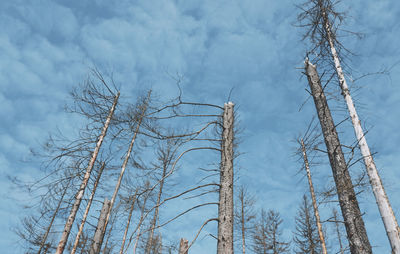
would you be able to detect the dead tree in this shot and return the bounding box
[234,186,256,254]
[93,91,151,252]
[217,102,235,254]
[305,59,372,254]
[90,198,111,254]
[119,191,138,254]
[300,139,327,254]
[56,85,120,254]
[298,1,400,251]
[293,195,323,254]
[252,209,290,254]
[332,208,348,254]
[145,138,181,254]
[36,178,71,254]
[71,162,105,254]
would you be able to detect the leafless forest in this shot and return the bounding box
[12,0,400,254]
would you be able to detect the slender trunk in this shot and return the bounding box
[305,59,372,254]
[146,165,167,254]
[300,139,328,254]
[119,193,137,254]
[38,180,71,254]
[217,102,234,254]
[320,7,400,253]
[101,91,151,247]
[333,209,345,254]
[56,93,119,254]
[179,238,188,254]
[241,200,246,254]
[90,198,112,254]
[71,162,105,254]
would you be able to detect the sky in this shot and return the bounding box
[1,0,400,253]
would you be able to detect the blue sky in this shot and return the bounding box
[1,0,400,253]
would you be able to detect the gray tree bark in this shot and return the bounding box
[217,102,234,254]
[305,59,372,254]
[90,198,111,254]
[56,92,119,254]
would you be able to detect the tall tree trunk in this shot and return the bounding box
[179,238,189,254]
[71,162,105,254]
[217,102,234,254]
[37,179,71,254]
[90,198,111,254]
[119,192,137,254]
[300,139,328,254]
[305,59,372,254]
[241,200,246,254]
[56,92,119,254]
[101,91,151,249]
[320,6,400,252]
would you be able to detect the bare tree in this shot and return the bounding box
[299,139,327,254]
[217,102,235,254]
[234,186,256,254]
[71,162,105,254]
[95,91,151,251]
[90,198,111,254]
[331,208,349,254]
[119,191,138,254]
[56,81,120,254]
[252,209,290,254]
[145,138,181,254]
[293,195,322,254]
[304,59,372,254]
[298,1,400,251]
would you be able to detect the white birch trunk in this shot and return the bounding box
[71,162,105,254]
[321,9,400,253]
[90,198,111,254]
[301,139,328,254]
[55,92,119,254]
[217,102,234,254]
